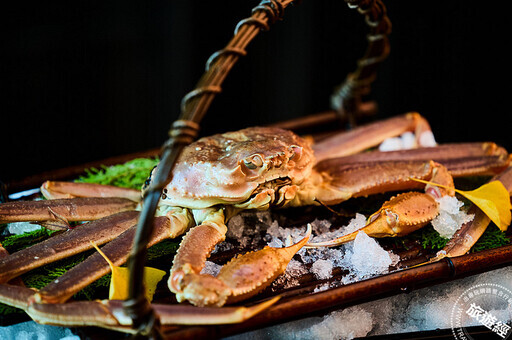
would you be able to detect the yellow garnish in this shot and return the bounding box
[411,178,511,231]
[90,242,166,301]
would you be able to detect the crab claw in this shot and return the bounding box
[306,192,439,247]
[171,224,311,307]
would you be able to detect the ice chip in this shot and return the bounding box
[200,261,222,277]
[400,132,417,149]
[345,231,396,280]
[432,196,474,238]
[6,222,42,235]
[342,213,367,236]
[308,307,374,339]
[311,259,333,280]
[0,321,80,340]
[379,137,403,152]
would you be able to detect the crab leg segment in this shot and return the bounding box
[34,216,169,304]
[170,208,311,307]
[30,208,193,304]
[0,284,279,332]
[308,163,454,247]
[0,197,137,224]
[439,166,512,258]
[314,160,443,206]
[317,142,510,177]
[41,181,141,202]
[313,113,435,162]
[0,211,139,283]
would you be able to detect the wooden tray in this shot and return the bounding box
[3,112,511,339]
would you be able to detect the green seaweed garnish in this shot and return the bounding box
[419,226,449,251]
[470,225,510,253]
[76,157,159,190]
[2,228,58,253]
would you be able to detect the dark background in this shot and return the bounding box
[2,0,510,184]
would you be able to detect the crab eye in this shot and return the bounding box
[244,160,258,169]
[243,154,264,169]
[289,145,302,161]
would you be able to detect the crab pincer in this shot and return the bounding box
[307,161,456,247]
[170,224,312,307]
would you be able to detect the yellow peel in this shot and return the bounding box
[411,178,511,231]
[90,241,166,301]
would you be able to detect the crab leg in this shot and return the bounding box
[0,211,139,283]
[169,208,311,307]
[0,284,279,332]
[41,181,141,202]
[317,142,510,177]
[439,166,512,258]
[35,215,172,304]
[308,161,455,247]
[313,112,436,162]
[0,197,137,225]
[29,208,192,304]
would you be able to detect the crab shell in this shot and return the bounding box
[144,127,315,210]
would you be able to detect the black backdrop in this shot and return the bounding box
[2,0,510,183]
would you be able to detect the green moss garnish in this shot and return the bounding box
[419,226,449,250]
[76,157,159,190]
[471,225,510,253]
[414,223,510,253]
[2,228,58,253]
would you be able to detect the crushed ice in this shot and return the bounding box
[432,195,474,238]
[0,321,79,340]
[379,132,417,151]
[222,211,399,290]
[228,266,512,340]
[3,222,42,235]
[379,131,437,152]
[340,231,400,284]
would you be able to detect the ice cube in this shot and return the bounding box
[308,307,374,339]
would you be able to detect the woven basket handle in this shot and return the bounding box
[331,0,391,126]
[123,0,391,335]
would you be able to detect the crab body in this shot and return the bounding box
[148,127,315,211]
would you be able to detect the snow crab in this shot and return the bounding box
[0,113,511,333]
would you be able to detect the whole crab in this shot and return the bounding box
[0,113,511,332]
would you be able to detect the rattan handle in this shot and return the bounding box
[331,0,391,127]
[123,0,295,335]
[124,0,391,335]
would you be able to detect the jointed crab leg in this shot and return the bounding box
[317,142,510,177]
[41,181,141,202]
[438,166,512,258]
[34,215,176,304]
[169,208,311,307]
[313,113,436,161]
[0,211,140,283]
[0,284,279,332]
[308,161,455,247]
[0,197,137,225]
